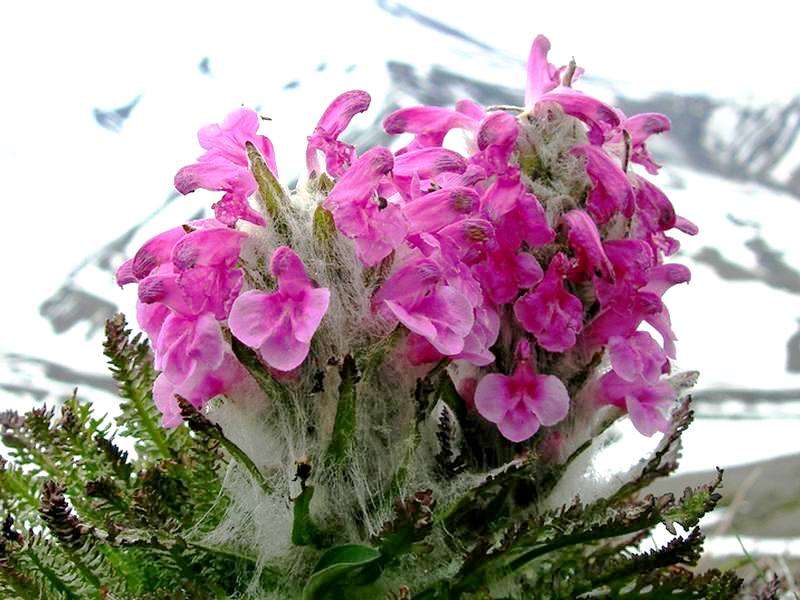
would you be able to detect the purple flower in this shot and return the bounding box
[475,359,570,443]
[306,90,371,177]
[228,247,330,372]
[514,253,583,352]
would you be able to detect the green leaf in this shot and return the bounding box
[104,314,171,460]
[246,141,290,241]
[303,544,381,600]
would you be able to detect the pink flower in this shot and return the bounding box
[174,108,276,226]
[175,108,277,196]
[383,106,477,153]
[306,90,371,177]
[623,112,671,174]
[525,35,619,144]
[153,312,226,391]
[323,147,407,266]
[524,35,561,106]
[571,144,634,224]
[137,227,245,320]
[514,253,583,352]
[374,253,476,357]
[475,360,570,443]
[392,148,467,199]
[561,209,613,282]
[597,371,674,436]
[480,175,553,248]
[153,353,246,428]
[211,191,266,227]
[473,242,542,305]
[228,247,330,372]
[403,187,479,234]
[473,111,519,175]
[608,331,668,383]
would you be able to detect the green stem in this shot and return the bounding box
[324,354,359,469]
[231,337,295,423]
[128,381,171,458]
[291,485,325,547]
[214,429,272,496]
[178,396,272,496]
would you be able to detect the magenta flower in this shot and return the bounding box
[623,112,671,174]
[514,253,583,352]
[597,371,675,436]
[323,147,407,265]
[211,191,266,227]
[383,105,477,153]
[175,108,277,195]
[174,108,277,226]
[403,186,479,234]
[608,331,668,384]
[561,209,613,282]
[392,147,467,199]
[480,175,553,248]
[571,144,634,224]
[373,254,476,357]
[524,35,619,144]
[153,353,246,428]
[474,111,519,174]
[154,312,225,388]
[475,360,570,442]
[306,90,371,177]
[136,227,245,320]
[128,226,187,281]
[473,242,542,305]
[524,35,560,106]
[228,247,330,372]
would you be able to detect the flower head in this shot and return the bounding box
[475,349,570,442]
[228,247,330,372]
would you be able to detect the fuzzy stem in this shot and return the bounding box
[230,336,296,423]
[177,396,272,496]
[324,354,359,469]
[246,141,290,242]
[291,485,326,547]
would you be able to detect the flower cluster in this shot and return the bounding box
[118,34,695,441]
